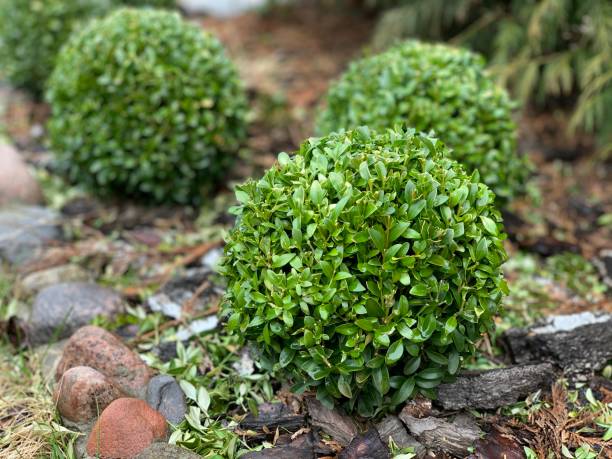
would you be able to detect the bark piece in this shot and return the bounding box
[399,411,483,458]
[503,312,612,376]
[437,363,556,410]
[240,402,305,434]
[468,426,524,459]
[305,398,359,447]
[339,427,389,459]
[375,415,426,458]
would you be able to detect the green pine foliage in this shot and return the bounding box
[221,128,508,416]
[0,0,113,97]
[46,8,248,204]
[371,0,612,151]
[317,40,529,203]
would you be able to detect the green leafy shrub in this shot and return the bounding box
[221,127,508,416]
[316,40,529,203]
[370,0,612,153]
[46,8,248,204]
[0,0,112,97]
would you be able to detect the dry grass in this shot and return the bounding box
[0,344,77,459]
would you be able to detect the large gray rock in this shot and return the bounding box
[503,312,612,377]
[146,375,187,425]
[0,143,42,206]
[20,264,91,294]
[18,282,124,346]
[0,205,61,265]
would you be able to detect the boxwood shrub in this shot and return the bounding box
[46,8,248,204]
[316,40,529,203]
[221,127,508,416]
[0,0,112,97]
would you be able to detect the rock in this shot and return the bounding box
[20,264,91,294]
[175,315,219,341]
[151,341,178,363]
[0,143,42,206]
[19,282,124,346]
[399,412,483,458]
[240,402,305,439]
[56,326,152,398]
[54,366,123,426]
[34,339,67,384]
[376,416,425,458]
[339,428,388,459]
[503,312,612,377]
[86,398,167,458]
[305,398,359,447]
[147,267,218,319]
[201,247,223,270]
[134,443,202,459]
[146,375,187,425]
[0,205,61,265]
[178,0,266,17]
[593,249,612,288]
[436,363,556,411]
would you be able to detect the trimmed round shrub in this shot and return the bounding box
[316,40,529,202]
[221,127,508,416]
[46,8,248,204]
[0,0,112,97]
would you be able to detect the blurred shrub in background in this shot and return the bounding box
[317,40,529,203]
[46,8,248,204]
[222,127,508,416]
[0,0,113,97]
[370,0,611,152]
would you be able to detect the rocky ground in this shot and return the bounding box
[0,3,611,459]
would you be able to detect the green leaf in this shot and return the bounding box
[356,318,376,331]
[409,284,428,296]
[448,350,460,375]
[475,238,489,261]
[391,377,415,406]
[336,324,359,335]
[425,349,448,365]
[444,316,457,334]
[279,348,296,367]
[235,189,249,203]
[272,253,296,268]
[359,161,370,180]
[403,356,421,375]
[389,221,410,242]
[372,366,390,395]
[334,271,352,281]
[310,180,324,205]
[480,216,498,235]
[386,340,404,364]
[369,227,386,252]
[407,200,426,220]
[337,374,353,398]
